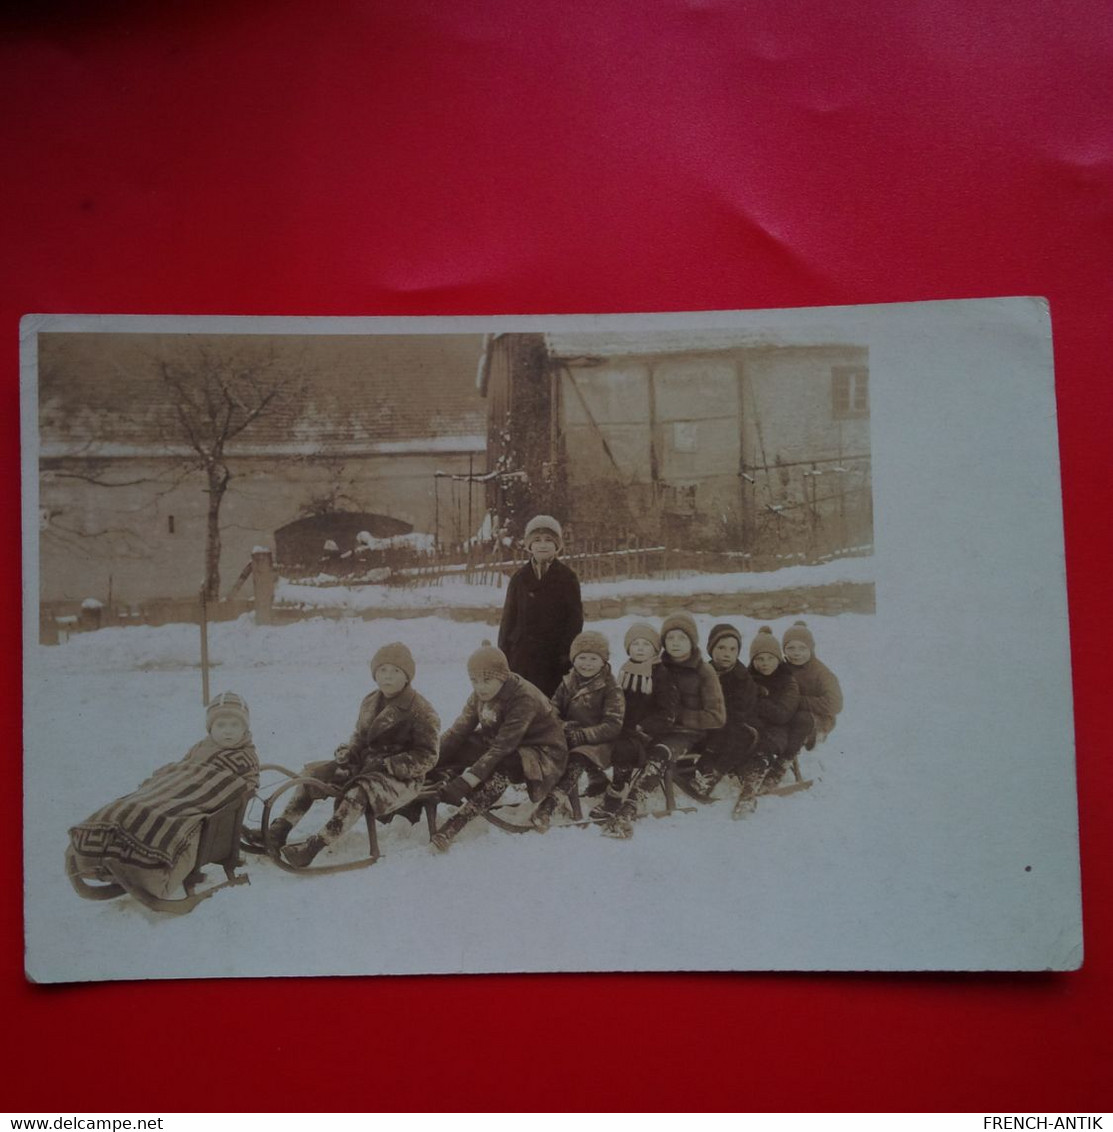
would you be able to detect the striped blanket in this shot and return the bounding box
[69,740,259,875]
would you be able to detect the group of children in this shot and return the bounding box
[69,514,845,888]
[251,514,844,859]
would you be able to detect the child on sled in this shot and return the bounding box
[734,627,802,818]
[497,514,584,697]
[431,641,567,852]
[602,611,726,839]
[690,623,762,796]
[533,629,625,830]
[779,620,844,783]
[67,691,260,904]
[589,622,680,824]
[263,642,440,867]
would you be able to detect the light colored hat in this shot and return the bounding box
[206,691,249,730]
[370,641,415,682]
[467,640,510,682]
[523,514,563,551]
[749,626,783,662]
[624,621,661,654]
[661,610,700,652]
[570,630,610,662]
[782,620,815,652]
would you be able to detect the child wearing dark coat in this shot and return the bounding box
[734,626,801,818]
[781,620,844,763]
[431,641,568,852]
[589,622,680,821]
[603,611,726,839]
[497,514,584,697]
[268,642,441,867]
[533,629,625,830]
[692,623,762,793]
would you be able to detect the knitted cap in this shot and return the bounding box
[523,514,563,551]
[571,629,610,662]
[749,626,783,662]
[370,641,415,682]
[782,620,815,652]
[467,639,510,682]
[707,623,742,655]
[661,610,699,651]
[206,691,249,730]
[624,621,662,654]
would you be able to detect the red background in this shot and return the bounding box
[3,1,1110,1112]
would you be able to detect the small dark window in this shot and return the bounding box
[832,366,869,419]
[168,515,175,534]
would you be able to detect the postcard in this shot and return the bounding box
[21,299,1081,981]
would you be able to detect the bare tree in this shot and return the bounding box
[155,340,303,601]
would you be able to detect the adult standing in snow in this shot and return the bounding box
[497,514,583,698]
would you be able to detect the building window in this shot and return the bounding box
[672,421,698,451]
[832,366,869,419]
[168,515,175,534]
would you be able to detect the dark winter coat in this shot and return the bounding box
[659,650,727,734]
[304,686,441,816]
[344,685,441,784]
[551,666,625,769]
[439,673,568,801]
[497,558,584,697]
[749,661,801,756]
[786,656,843,736]
[619,660,680,739]
[701,662,761,758]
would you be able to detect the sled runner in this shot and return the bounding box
[663,754,720,810]
[244,765,441,873]
[66,791,251,915]
[762,755,813,797]
[666,752,813,814]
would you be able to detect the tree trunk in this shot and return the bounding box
[204,465,228,602]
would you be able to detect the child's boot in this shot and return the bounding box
[761,759,789,792]
[582,768,609,797]
[589,787,623,822]
[281,834,325,868]
[267,817,294,850]
[430,811,469,853]
[732,762,766,820]
[601,800,636,840]
[531,793,560,832]
[690,768,721,798]
[731,792,758,820]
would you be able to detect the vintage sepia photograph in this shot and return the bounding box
[20,302,1080,982]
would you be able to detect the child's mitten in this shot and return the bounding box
[439,775,475,807]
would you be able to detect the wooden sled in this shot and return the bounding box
[246,765,440,874]
[66,792,251,916]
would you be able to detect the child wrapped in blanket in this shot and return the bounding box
[67,692,260,900]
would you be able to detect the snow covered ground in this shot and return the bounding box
[274,555,876,612]
[24,568,1075,980]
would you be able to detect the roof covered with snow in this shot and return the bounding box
[543,329,866,359]
[38,332,488,456]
